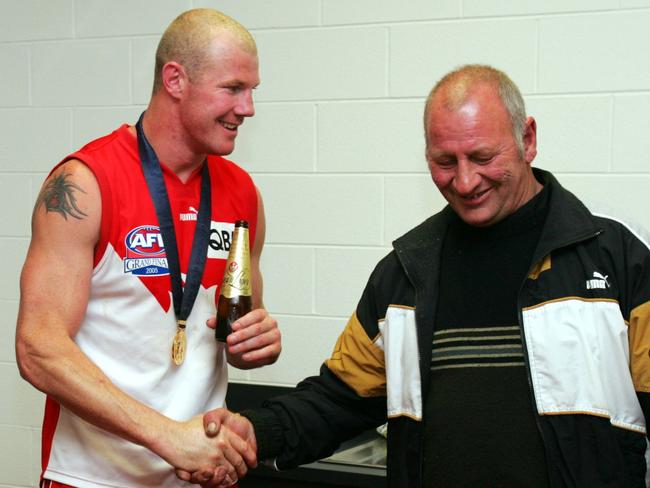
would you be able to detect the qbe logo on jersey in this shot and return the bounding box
[123,225,170,276]
[208,221,236,260]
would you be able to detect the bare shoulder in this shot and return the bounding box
[20,159,101,337]
[35,159,99,221]
[32,159,101,248]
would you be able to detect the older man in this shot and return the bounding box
[199,65,650,487]
[16,8,280,488]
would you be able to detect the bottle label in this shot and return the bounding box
[220,227,252,298]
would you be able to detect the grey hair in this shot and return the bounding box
[423,64,527,156]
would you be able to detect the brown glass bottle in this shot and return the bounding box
[215,220,253,342]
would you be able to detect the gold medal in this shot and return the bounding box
[172,320,187,365]
[136,117,211,369]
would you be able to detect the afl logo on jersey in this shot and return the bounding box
[123,225,170,276]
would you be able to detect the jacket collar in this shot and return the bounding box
[531,168,601,261]
[392,168,602,279]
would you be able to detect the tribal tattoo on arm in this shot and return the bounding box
[36,172,88,220]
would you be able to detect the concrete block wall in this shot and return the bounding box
[1,0,649,484]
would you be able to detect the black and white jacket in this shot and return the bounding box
[248,169,650,488]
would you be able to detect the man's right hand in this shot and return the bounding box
[159,414,254,487]
[174,409,258,486]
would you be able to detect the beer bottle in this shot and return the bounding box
[215,220,253,342]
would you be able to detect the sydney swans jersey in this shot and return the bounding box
[41,125,258,487]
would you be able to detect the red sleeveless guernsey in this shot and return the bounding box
[41,124,258,487]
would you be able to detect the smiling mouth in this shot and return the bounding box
[219,121,238,131]
[462,188,490,202]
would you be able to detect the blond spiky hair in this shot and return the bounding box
[152,8,257,93]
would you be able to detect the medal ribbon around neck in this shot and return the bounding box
[135,112,212,365]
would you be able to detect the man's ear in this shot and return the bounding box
[161,61,187,100]
[523,116,537,164]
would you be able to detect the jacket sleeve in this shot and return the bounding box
[619,226,650,429]
[242,258,393,469]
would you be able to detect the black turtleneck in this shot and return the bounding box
[423,183,551,487]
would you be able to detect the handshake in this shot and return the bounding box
[167,408,258,488]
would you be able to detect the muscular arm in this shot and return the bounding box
[16,160,252,477]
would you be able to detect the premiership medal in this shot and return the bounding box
[136,112,212,366]
[172,321,187,366]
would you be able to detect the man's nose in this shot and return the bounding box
[236,90,255,117]
[453,160,480,195]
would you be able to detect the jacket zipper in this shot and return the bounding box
[396,247,426,488]
[517,229,602,485]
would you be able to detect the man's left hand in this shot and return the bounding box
[207,309,281,369]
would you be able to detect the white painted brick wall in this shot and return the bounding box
[254,27,388,101]
[314,248,390,315]
[132,37,159,104]
[463,0,619,16]
[233,103,316,172]
[322,0,460,24]
[526,95,613,173]
[196,0,321,28]
[390,19,538,97]
[0,425,34,486]
[0,46,30,106]
[32,40,132,106]
[0,108,72,172]
[2,1,650,484]
[75,0,192,38]
[0,0,73,42]
[317,101,424,173]
[539,12,650,92]
[613,94,650,172]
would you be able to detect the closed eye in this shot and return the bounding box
[470,154,494,165]
[433,158,456,168]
